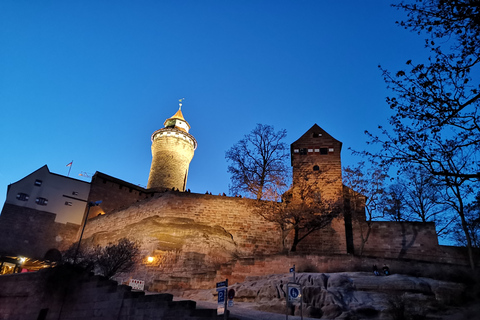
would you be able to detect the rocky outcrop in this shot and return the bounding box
[182,272,467,319]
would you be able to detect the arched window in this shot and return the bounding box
[313,165,319,171]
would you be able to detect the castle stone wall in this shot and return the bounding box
[0,204,79,259]
[86,173,151,218]
[352,221,443,262]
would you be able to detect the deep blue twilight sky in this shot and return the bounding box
[0,1,428,206]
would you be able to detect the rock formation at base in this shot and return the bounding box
[181,272,467,319]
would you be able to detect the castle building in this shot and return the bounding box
[0,105,473,281]
[147,102,197,191]
[0,165,90,260]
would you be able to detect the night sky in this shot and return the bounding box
[0,1,428,206]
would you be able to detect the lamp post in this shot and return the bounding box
[74,200,102,263]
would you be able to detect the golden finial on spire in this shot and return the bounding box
[178,98,185,110]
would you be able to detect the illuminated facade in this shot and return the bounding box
[147,102,197,191]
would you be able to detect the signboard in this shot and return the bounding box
[287,283,302,303]
[217,289,226,315]
[216,280,228,316]
[129,279,145,291]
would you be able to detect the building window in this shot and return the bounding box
[35,197,48,206]
[313,165,320,171]
[65,201,73,206]
[34,179,42,186]
[299,148,307,155]
[72,191,79,196]
[293,149,299,153]
[314,148,320,153]
[329,147,335,153]
[320,148,328,155]
[313,132,322,138]
[16,193,29,201]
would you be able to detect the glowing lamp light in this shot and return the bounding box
[19,257,26,264]
[147,256,154,263]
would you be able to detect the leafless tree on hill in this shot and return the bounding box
[226,124,290,200]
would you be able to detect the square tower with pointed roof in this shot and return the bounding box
[290,124,343,202]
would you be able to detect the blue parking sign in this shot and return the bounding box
[218,290,225,303]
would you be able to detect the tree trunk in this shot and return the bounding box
[290,226,300,252]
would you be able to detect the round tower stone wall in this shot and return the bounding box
[147,131,195,191]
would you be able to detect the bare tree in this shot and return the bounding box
[451,192,480,248]
[343,161,388,255]
[62,238,141,279]
[364,0,480,269]
[226,124,290,200]
[395,167,455,238]
[256,168,342,252]
[91,238,141,279]
[382,183,407,222]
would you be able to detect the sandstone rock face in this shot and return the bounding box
[194,272,466,319]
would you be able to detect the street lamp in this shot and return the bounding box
[74,200,102,263]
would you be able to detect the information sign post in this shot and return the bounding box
[286,282,303,320]
[216,279,229,319]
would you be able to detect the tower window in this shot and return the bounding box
[65,201,73,206]
[313,132,322,138]
[293,149,299,153]
[34,179,42,186]
[313,165,320,171]
[16,193,29,201]
[329,148,335,153]
[35,197,48,206]
[72,191,79,196]
[320,148,328,155]
[299,148,307,155]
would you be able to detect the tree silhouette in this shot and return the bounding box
[226,124,290,200]
[365,0,480,269]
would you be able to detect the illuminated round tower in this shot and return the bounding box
[147,100,197,191]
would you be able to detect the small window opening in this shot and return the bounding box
[65,201,73,206]
[34,179,42,186]
[72,191,79,196]
[313,165,320,171]
[16,193,29,201]
[320,148,328,155]
[35,197,48,206]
